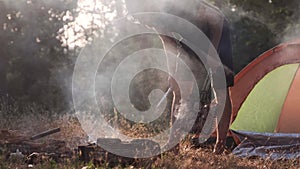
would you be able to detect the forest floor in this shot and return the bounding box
[1,122,300,169]
[1,141,300,169]
[1,102,300,169]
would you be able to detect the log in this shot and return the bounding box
[0,129,71,156]
[30,127,61,140]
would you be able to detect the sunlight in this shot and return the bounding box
[59,0,118,49]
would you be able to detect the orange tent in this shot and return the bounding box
[229,38,300,159]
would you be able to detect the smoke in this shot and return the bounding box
[71,0,300,144]
[0,0,83,141]
[70,0,228,144]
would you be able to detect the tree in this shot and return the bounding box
[210,0,300,73]
[0,0,78,111]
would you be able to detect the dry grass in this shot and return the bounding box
[1,143,300,169]
[1,98,300,168]
[154,147,300,169]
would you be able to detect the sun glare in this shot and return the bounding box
[59,0,118,49]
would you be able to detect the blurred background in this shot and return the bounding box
[0,0,299,137]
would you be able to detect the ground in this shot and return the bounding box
[1,128,300,169]
[0,101,300,169]
[1,142,300,169]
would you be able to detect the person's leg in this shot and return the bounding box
[215,20,233,153]
[213,88,232,154]
[166,89,181,154]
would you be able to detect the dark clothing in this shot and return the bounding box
[164,1,234,87]
[126,0,234,86]
[217,20,234,87]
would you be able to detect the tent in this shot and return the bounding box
[229,38,300,159]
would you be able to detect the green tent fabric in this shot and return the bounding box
[230,64,299,132]
[229,39,300,159]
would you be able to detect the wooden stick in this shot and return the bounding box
[30,127,61,140]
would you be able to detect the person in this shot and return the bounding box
[125,0,234,154]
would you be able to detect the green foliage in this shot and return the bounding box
[230,16,277,72]
[225,0,300,72]
[228,0,300,39]
[86,161,96,169]
[0,0,79,111]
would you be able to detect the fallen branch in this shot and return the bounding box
[30,127,61,140]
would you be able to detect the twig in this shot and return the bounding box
[30,127,61,140]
